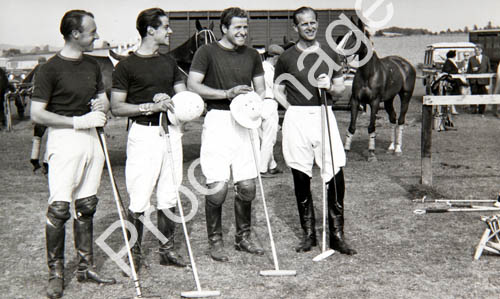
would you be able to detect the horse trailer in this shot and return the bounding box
[166,9,359,51]
[469,29,500,70]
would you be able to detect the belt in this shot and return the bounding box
[134,120,160,126]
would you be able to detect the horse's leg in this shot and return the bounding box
[345,95,359,152]
[367,99,380,162]
[384,98,397,152]
[395,91,412,156]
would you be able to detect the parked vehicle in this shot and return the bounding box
[422,42,477,94]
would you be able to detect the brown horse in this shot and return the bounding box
[340,21,416,162]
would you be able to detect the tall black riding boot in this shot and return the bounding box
[125,209,144,274]
[74,196,116,284]
[158,208,187,267]
[327,170,357,255]
[291,168,317,252]
[46,201,70,299]
[234,186,264,255]
[206,200,229,262]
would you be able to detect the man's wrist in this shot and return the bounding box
[138,103,154,115]
[224,90,230,100]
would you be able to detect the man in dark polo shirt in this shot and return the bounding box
[110,8,187,273]
[187,7,266,262]
[273,7,356,255]
[30,10,115,299]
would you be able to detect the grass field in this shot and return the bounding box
[1,33,500,299]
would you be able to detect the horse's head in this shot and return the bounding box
[195,19,216,50]
[168,20,216,75]
[336,17,374,65]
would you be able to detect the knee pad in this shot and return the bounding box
[74,195,99,221]
[234,179,256,202]
[206,181,228,207]
[47,201,71,228]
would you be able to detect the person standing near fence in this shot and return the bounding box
[24,56,49,172]
[259,44,284,177]
[467,44,491,116]
[30,10,116,299]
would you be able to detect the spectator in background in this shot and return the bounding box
[0,67,9,129]
[442,50,460,114]
[467,44,491,115]
[493,63,500,117]
[24,57,50,173]
[259,44,284,177]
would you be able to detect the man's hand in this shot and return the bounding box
[152,93,174,112]
[226,85,253,99]
[89,98,108,112]
[73,111,107,129]
[317,73,331,90]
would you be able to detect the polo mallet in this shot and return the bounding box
[247,129,296,277]
[313,88,335,262]
[414,207,500,215]
[96,127,160,299]
[160,113,220,298]
[413,195,500,207]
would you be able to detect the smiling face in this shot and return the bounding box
[294,10,318,42]
[152,16,173,46]
[222,16,248,47]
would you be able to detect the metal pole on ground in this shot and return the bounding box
[248,129,296,276]
[313,88,335,262]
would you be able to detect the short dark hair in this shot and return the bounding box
[476,44,484,50]
[446,50,456,59]
[60,10,94,41]
[292,7,317,25]
[136,8,167,38]
[220,7,248,33]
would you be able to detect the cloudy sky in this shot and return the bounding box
[2,0,499,47]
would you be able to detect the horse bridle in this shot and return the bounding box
[195,29,217,49]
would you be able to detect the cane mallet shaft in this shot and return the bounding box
[96,127,145,298]
[161,113,220,298]
[313,89,335,262]
[248,130,296,276]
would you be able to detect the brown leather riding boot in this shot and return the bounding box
[158,208,187,267]
[206,200,229,262]
[46,220,65,299]
[74,197,116,284]
[124,210,144,275]
[46,201,70,299]
[327,171,357,255]
[234,198,263,255]
[292,168,317,252]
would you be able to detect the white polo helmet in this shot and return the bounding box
[167,91,205,125]
[230,92,263,129]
